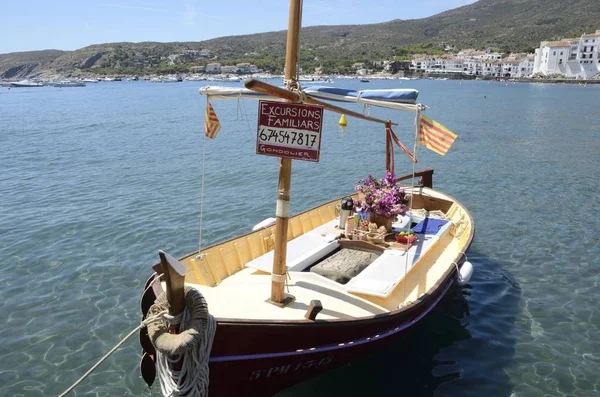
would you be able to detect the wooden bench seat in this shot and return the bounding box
[245,219,340,273]
[344,220,452,298]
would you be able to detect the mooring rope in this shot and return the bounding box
[58,311,168,397]
[60,287,217,397]
[147,287,217,397]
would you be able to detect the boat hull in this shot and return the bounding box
[139,174,474,395]
[207,270,457,396]
[53,83,86,87]
[10,82,43,87]
[141,255,463,396]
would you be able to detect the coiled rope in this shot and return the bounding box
[59,287,216,397]
[147,287,217,397]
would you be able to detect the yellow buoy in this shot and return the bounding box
[338,114,347,127]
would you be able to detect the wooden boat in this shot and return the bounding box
[138,1,474,396]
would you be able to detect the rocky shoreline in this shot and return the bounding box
[3,71,599,85]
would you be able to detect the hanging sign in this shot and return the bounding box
[256,100,324,162]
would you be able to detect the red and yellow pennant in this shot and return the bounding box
[386,125,417,164]
[204,101,221,139]
[417,114,457,155]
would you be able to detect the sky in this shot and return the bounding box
[0,0,478,54]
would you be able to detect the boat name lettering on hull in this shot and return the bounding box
[249,356,334,381]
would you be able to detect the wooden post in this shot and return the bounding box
[158,250,186,373]
[159,251,186,317]
[421,170,434,188]
[270,0,303,306]
[385,120,393,173]
[304,300,323,321]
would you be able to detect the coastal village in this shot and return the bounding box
[186,29,600,81]
[410,29,600,79]
[2,29,599,84]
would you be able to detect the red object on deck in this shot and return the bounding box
[396,234,417,243]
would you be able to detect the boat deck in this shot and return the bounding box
[178,187,472,322]
[188,232,461,321]
[190,268,389,321]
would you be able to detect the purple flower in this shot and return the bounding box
[354,172,411,218]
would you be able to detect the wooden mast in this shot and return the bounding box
[269,0,302,306]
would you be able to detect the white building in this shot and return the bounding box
[533,30,600,79]
[411,57,436,72]
[483,60,502,77]
[533,41,570,76]
[500,59,520,77]
[411,48,539,78]
[458,48,502,61]
[463,59,481,75]
[220,65,239,74]
[236,63,252,74]
[206,63,221,73]
[518,54,536,77]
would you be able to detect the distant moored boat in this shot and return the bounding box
[53,80,86,87]
[10,80,43,87]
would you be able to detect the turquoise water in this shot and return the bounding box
[1,79,599,396]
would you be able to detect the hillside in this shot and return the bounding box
[2,0,599,78]
[0,50,65,78]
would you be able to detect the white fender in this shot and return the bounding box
[252,217,277,231]
[457,261,473,286]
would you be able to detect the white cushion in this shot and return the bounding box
[245,220,340,273]
[345,221,452,298]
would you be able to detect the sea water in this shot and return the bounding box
[1,79,599,396]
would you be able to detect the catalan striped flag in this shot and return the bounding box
[204,101,221,139]
[417,114,457,155]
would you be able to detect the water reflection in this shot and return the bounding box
[279,252,521,397]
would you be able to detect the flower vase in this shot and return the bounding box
[369,213,393,232]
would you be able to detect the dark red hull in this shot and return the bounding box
[208,272,455,396]
[141,260,461,396]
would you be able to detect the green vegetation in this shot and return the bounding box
[1,0,599,78]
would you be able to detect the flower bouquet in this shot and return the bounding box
[354,172,410,232]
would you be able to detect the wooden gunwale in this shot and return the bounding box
[150,169,434,276]
[149,185,474,327]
